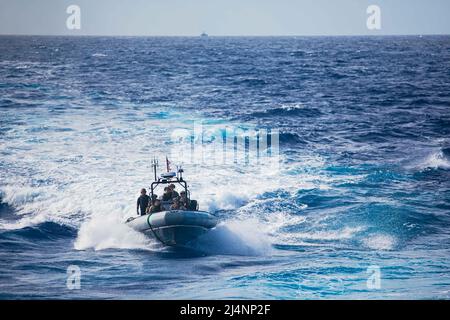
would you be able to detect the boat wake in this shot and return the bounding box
[74,213,152,251]
[188,219,272,256]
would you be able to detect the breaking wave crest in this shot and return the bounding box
[419,148,450,170]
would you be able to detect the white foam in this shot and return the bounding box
[280,103,304,111]
[0,185,45,207]
[420,149,450,170]
[362,234,396,251]
[74,213,152,251]
[294,226,365,241]
[191,219,272,256]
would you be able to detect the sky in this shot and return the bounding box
[0,0,449,36]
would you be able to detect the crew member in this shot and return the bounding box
[169,184,179,199]
[136,188,150,216]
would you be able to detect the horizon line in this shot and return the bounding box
[1,33,450,38]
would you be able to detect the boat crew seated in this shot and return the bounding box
[170,197,186,211]
[180,191,189,207]
[151,194,158,205]
[147,198,162,214]
[146,194,159,213]
[180,191,199,211]
[162,187,172,201]
[169,184,179,199]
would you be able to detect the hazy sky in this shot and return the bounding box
[1,0,449,36]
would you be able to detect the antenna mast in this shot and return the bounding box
[151,157,158,181]
[178,165,184,181]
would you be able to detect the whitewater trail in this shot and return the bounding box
[0,105,330,254]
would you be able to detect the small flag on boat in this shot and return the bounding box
[166,156,171,172]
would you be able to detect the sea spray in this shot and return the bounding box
[190,219,273,256]
[74,212,152,251]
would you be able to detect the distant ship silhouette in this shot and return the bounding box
[200,32,208,37]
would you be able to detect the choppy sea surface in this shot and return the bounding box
[0,36,450,299]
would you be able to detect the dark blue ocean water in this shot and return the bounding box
[1,36,450,299]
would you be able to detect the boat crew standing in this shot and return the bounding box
[136,188,150,216]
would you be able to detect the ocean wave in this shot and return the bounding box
[233,78,267,86]
[279,132,307,145]
[417,148,450,170]
[0,185,44,207]
[289,50,307,57]
[0,221,76,242]
[250,104,322,118]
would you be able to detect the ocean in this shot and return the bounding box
[0,35,449,299]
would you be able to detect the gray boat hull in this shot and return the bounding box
[126,210,217,246]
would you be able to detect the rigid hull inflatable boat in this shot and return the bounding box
[126,209,217,246]
[126,159,217,247]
